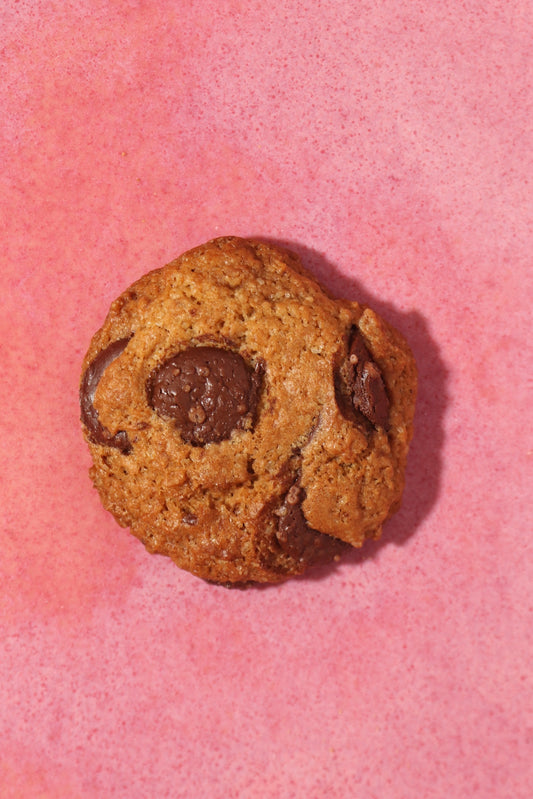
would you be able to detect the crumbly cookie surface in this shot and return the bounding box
[80,237,417,584]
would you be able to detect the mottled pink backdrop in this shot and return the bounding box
[1,1,532,797]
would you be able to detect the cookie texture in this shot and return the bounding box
[80,237,417,584]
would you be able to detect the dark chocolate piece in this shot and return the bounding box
[147,346,262,445]
[348,331,390,429]
[276,485,348,566]
[80,338,132,454]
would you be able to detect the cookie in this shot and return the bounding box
[80,237,417,585]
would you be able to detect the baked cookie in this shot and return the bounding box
[80,237,417,585]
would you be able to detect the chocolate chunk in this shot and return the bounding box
[348,330,390,429]
[147,346,262,445]
[80,338,132,454]
[276,485,349,566]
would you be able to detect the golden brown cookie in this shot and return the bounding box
[80,237,417,584]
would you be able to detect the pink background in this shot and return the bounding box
[1,1,532,797]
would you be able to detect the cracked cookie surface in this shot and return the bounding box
[80,237,417,584]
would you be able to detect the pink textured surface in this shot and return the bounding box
[1,1,532,797]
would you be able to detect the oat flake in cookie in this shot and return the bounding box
[79,237,417,585]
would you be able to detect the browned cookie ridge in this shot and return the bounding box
[80,236,417,585]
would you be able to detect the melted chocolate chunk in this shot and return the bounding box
[80,338,132,454]
[347,330,390,429]
[147,346,262,445]
[276,485,349,567]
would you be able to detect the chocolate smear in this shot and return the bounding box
[276,485,349,567]
[80,338,132,454]
[347,330,390,429]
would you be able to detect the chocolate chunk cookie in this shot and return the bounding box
[80,237,417,584]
